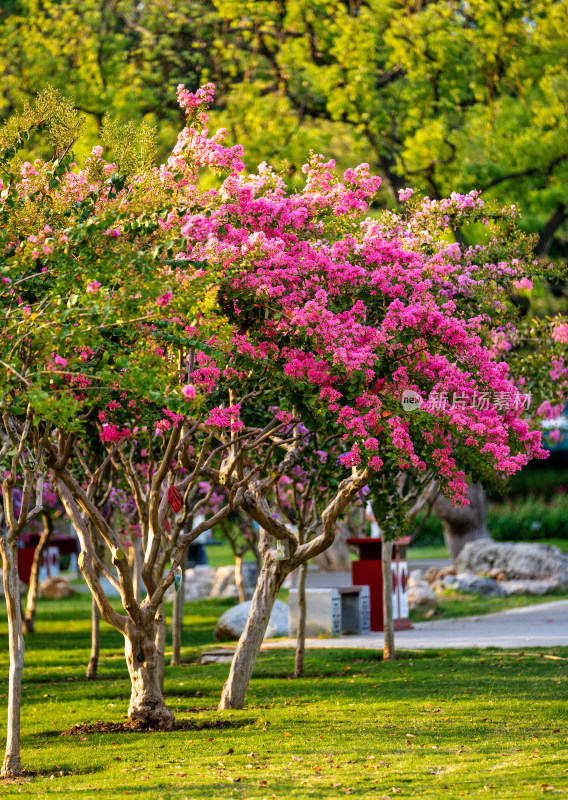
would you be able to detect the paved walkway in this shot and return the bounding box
[262,599,568,651]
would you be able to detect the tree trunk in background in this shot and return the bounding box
[86,530,104,679]
[23,511,53,634]
[294,560,308,678]
[0,534,24,777]
[234,554,246,604]
[219,556,285,710]
[313,528,350,571]
[86,599,100,680]
[433,483,492,563]
[170,569,184,667]
[382,539,395,661]
[155,601,166,692]
[124,618,174,729]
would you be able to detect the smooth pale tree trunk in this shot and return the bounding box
[219,556,285,710]
[155,601,166,692]
[86,530,104,679]
[130,539,143,604]
[124,618,174,729]
[0,533,24,777]
[381,539,395,661]
[294,560,308,678]
[170,568,184,667]
[234,554,246,604]
[433,483,492,563]
[86,599,100,680]
[23,511,53,634]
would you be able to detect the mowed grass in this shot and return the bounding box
[1,594,568,799]
[206,540,451,569]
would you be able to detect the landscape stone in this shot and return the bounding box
[424,565,456,584]
[183,565,216,601]
[215,599,289,642]
[457,541,568,586]
[408,569,437,608]
[210,562,258,600]
[38,576,76,599]
[500,578,559,597]
[184,563,259,601]
[441,572,505,597]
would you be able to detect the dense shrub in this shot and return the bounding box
[413,492,568,546]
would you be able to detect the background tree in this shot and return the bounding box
[2,1,567,259]
[0,415,47,777]
[21,480,62,634]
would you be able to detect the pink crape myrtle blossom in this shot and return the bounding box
[160,86,552,505]
[182,384,196,400]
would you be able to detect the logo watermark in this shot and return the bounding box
[401,390,532,412]
[401,390,424,412]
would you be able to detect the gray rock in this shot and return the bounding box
[408,582,437,609]
[184,563,259,602]
[424,565,456,584]
[38,576,76,599]
[500,579,559,597]
[184,565,216,601]
[199,648,235,664]
[210,565,241,600]
[214,599,289,642]
[442,572,505,597]
[407,569,437,609]
[210,562,258,600]
[457,541,568,586]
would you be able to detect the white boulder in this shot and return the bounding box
[457,541,568,586]
[500,578,559,597]
[407,569,437,609]
[183,565,216,601]
[215,599,289,642]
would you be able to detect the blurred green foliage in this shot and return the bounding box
[415,490,568,546]
[1,0,568,263]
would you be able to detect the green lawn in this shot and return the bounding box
[1,594,568,798]
[206,540,451,569]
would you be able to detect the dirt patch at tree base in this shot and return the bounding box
[0,771,37,783]
[60,718,253,735]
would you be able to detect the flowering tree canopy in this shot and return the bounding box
[1,82,566,740]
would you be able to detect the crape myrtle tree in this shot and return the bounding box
[22,478,63,634]
[0,82,376,733]
[2,79,563,735]
[140,86,554,709]
[270,428,368,678]
[0,416,48,777]
[368,466,436,662]
[0,86,257,739]
[0,90,87,776]
[217,508,261,604]
[385,189,568,562]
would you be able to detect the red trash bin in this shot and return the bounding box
[346,537,412,632]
